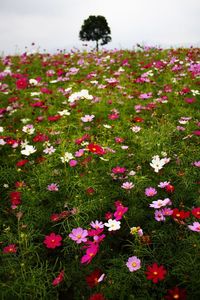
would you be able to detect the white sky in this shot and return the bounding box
[0,0,200,54]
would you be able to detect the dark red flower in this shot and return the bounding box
[133,116,144,123]
[86,269,102,288]
[164,286,187,300]
[33,133,49,142]
[191,207,200,219]
[3,244,17,253]
[86,187,95,195]
[145,262,167,283]
[88,293,106,300]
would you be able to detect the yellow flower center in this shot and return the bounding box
[132,262,137,267]
[173,294,179,299]
[153,271,158,275]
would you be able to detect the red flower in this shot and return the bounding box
[172,209,190,220]
[191,207,200,219]
[164,286,187,300]
[145,262,167,283]
[3,244,17,253]
[52,270,64,286]
[133,116,144,123]
[16,159,29,167]
[10,191,21,206]
[33,133,49,142]
[87,143,105,155]
[16,78,28,89]
[43,232,62,249]
[88,293,106,300]
[86,187,95,195]
[86,269,102,288]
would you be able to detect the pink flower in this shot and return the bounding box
[145,187,157,197]
[161,207,173,216]
[188,222,200,232]
[75,149,84,157]
[69,227,88,244]
[154,210,166,222]
[81,243,99,264]
[47,183,59,191]
[126,256,141,272]
[158,181,170,188]
[121,182,134,190]
[69,159,78,167]
[3,244,17,253]
[52,270,64,286]
[193,161,200,167]
[115,137,124,143]
[44,233,62,249]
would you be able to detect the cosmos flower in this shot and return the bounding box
[69,227,88,244]
[104,219,121,231]
[145,263,167,283]
[43,233,62,249]
[126,256,141,272]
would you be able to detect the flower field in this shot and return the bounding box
[0,46,199,299]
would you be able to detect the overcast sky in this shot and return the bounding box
[0,0,200,55]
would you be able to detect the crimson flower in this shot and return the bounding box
[164,286,187,300]
[87,143,105,155]
[47,115,61,122]
[172,209,190,220]
[43,232,62,249]
[52,270,64,286]
[16,78,28,89]
[16,159,29,167]
[3,244,17,253]
[10,191,21,206]
[145,262,167,283]
[165,184,175,193]
[191,207,200,219]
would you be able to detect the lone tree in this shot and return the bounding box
[79,15,111,51]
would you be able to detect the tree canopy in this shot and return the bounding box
[79,15,111,51]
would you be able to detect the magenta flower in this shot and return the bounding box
[112,166,126,174]
[188,222,200,232]
[52,270,64,286]
[81,243,99,264]
[47,183,59,191]
[126,256,141,272]
[69,227,88,244]
[114,205,128,221]
[145,187,157,197]
[69,159,78,167]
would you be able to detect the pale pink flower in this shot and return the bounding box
[90,220,104,229]
[188,222,200,232]
[126,256,141,272]
[121,182,134,190]
[158,181,170,188]
[75,149,84,157]
[154,210,165,222]
[69,227,88,244]
[81,114,95,122]
[43,146,56,155]
[149,198,171,209]
[193,161,200,167]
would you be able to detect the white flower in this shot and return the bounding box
[60,152,74,163]
[128,170,136,176]
[131,126,141,133]
[58,109,71,116]
[21,118,31,124]
[0,139,6,145]
[21,145,36,156]
[29,79,38,86]
[68,89,93,103]
[22,124,35,135]
[30,92,41,96]
[150,155,170,173]
[104,219,121,231]
[103,124,112,129]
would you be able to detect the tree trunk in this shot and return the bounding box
[96,40,99,52]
